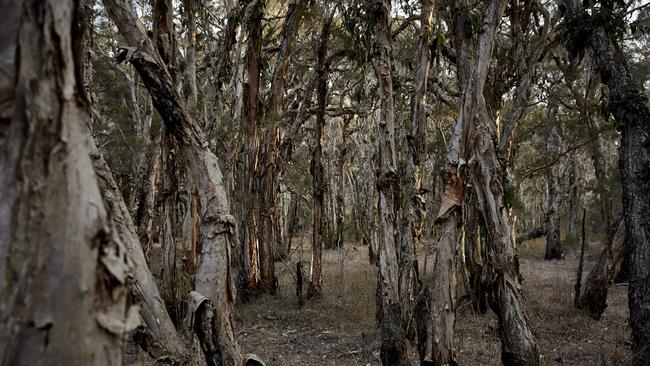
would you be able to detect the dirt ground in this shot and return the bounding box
[235,235,632,366]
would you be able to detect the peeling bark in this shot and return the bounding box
[452,0,540,363]
[0,1,131,363]
[370,1,409,364]
[240,0,264,296]
[564,4,650,361]
[400,0,433,343]
[102,0,243,363]
[307,10,333,299]
[90,139,187,362]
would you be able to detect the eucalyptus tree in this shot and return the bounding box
[0,0,132,364]
[101,0,244,362]
[400,0,433,350]
[369,0,410,363]
[307,5,335,299]
[433,0,545,362]
[564,0,650,362]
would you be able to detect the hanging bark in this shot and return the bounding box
[257,0,307,292]
[463,193,489,314]
[307,10,333,299]
[400,0,433,342]
[90,140,188,362]
[370,1,409,364]
[0,1,132,363]
[456,0,540,363]
[160,129,183,323]
[564,3,650,361]
[102,0,243,363]
[239,0,264,297]
[577,219,625,319]
[132,136,162,257]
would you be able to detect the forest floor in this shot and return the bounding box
[235,234,632,366]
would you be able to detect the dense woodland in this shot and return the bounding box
[0,0,649,364]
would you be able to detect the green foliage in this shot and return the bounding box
[503,175,517,209]
[339,2,375,66]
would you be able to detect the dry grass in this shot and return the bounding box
[236,234,381,365]
[236,235,632,365]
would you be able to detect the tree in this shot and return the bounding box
[0,0,132,364]
[544,102,563,260]
[401,0,433,345]
[564,1,650,361]
[453,0,541,363]
[370,1,410,364]
[577,218,626,319]
[102,0,243,363]
[307,7,334,299]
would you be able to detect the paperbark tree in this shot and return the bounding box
[90,141,188,362]
[564,3,650,361]
[183,0,198,111]
[257,0,307,290]
[544,104,562,260]
[78,8,186,360]
[577,219,626,319]
[400,0,433,342]
[446,0,541,363]
[0,0,132,364]
[307,9,333,299]
[240,0,264,297]
[102,0,243,363]
[370,1,409,364]
[335,116,352,250]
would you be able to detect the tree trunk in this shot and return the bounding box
[335,119,349,249]
[102,0,243,363]
[370,1,409,364]
[544,108,562,260]
[80,6,187,360]
[0,1,131,363]
[458,0,540,363]
[565,153,578,237]
[239,0,264,297]
[564,5,650,361]
[90,140,188,362]
[464,195,489,314]
[132,136,162,258]
[575,209,587,308]
[578,219,625,319]
[401,0,433,344]
[256,0,307,292]
[183,0,198,111]
[588,112,614,236]
[307,10,333,299]
[160,129,183,323]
